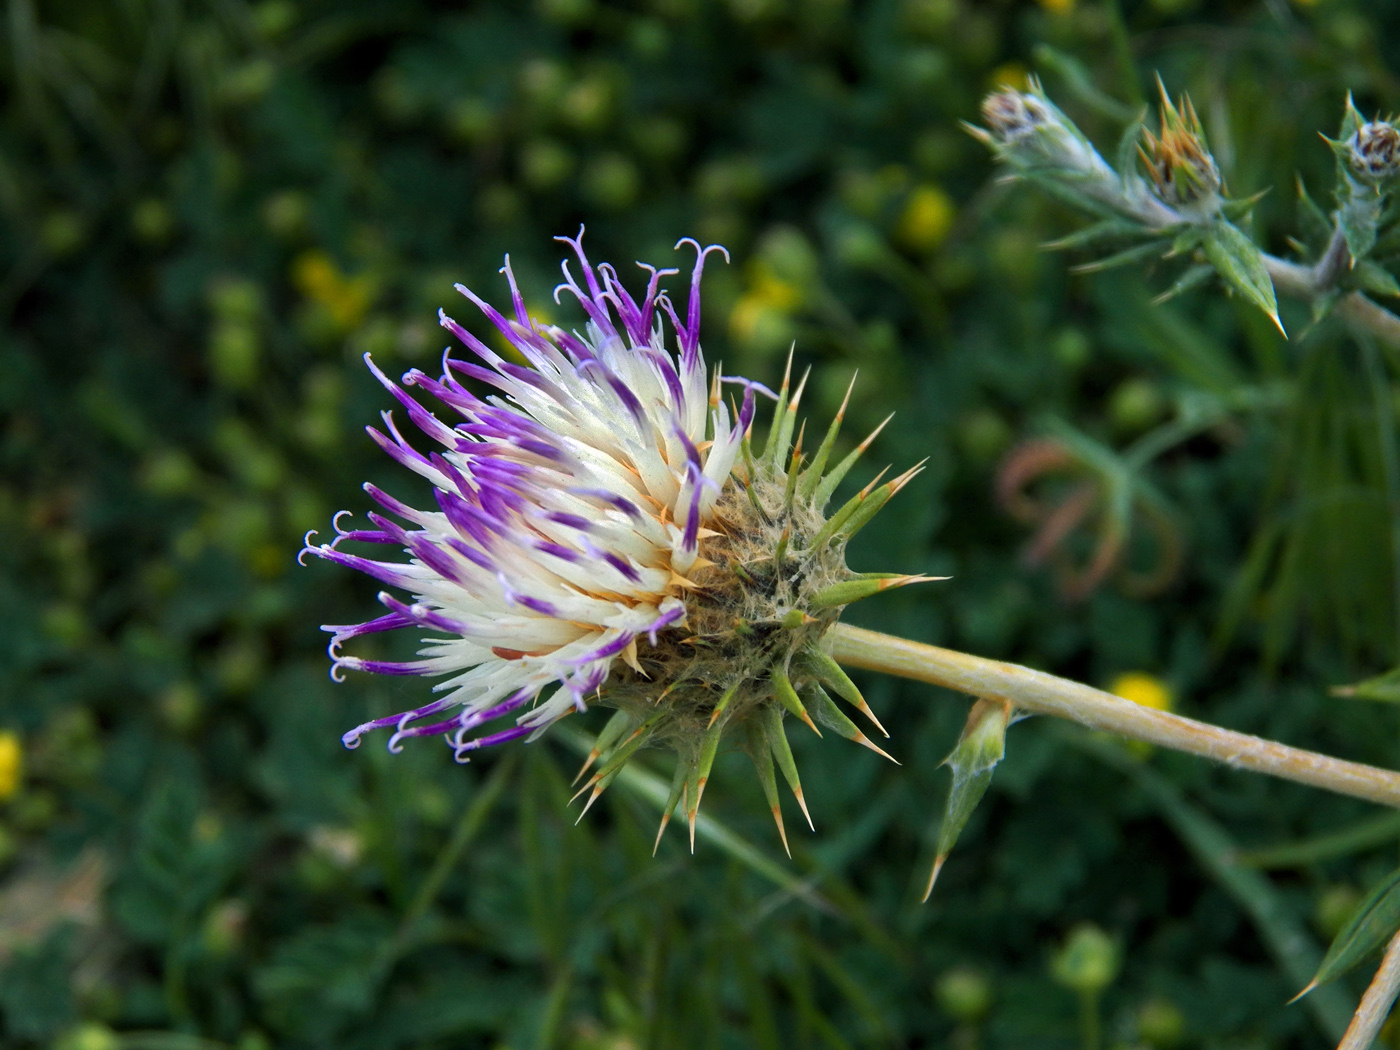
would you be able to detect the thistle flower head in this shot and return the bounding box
[1346,118,1400,186]
[302,230,927,851]
[1139,82,1221,212]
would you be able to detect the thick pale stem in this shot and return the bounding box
[1338,927,1400,1050]
[830,624,1400,808]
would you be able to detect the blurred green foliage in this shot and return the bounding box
[2,0,1400,1048]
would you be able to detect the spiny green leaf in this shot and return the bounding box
[1339,182,1383,262]
[770,666,821,736]
[807,574,933,611]
[1331,666,1400,703]
[1202,220,1284,334]
[1043,218,1150,252]
[743,720,789,857]
[1069,240,1167,274]
[1354,260,1400,298]
[760,704,813,831]
[812,414,891,507]
[1151,263,1215,305]
[802,682,896,762]
[802,646,887,736]
[1296,175,1333,249]
[925,699,1011,901]
[798,373,852,500]
[1220,188,1270,222]
[1299,865,1400,996]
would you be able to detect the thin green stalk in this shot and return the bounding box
[393,752,517,947]
[1360,334,1400,660]
[1072,730,1354,1041]
[1234,811,1400,870]
[1078,990,1101,1050]
[551,725,839,916]
[830,624,1400,807]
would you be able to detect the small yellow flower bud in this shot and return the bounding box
[0,731,23,802]
[896,184,955,252]
[1109,672,1174,712]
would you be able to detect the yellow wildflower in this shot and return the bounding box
[988,62,1030,92]
[1109,672,1174,712]
[292,250,375,332]
[896,184,955,252]
[0,731,23,801]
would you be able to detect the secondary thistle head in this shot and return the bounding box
[1347,118,1400,186]
[302,230,929,853]
[969,80,1114,183]
[1139,81,1221,213]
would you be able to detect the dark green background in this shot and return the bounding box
[3,0,1400,1047]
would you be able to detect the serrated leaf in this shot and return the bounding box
[1044,218,1150,252]
[1331,666,1400,702]
[1355,260,1400,297]
[924,698,1011,900]
[1311,288,1343,323]
[1299,865,1400,996]
[1220,188,1270,222]
[1170,228,1205,255]
[1151,263,1215,304]
[1202,220,1284,334]
[1026,173,1124,220]
[1338,92,1366,144]
[1070,240,1166,273]
[1115,111,1148,178]
[1340,183,1382,262]
[1296,176,1333,250]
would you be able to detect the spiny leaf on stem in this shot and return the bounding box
[802,646,888,737]
[744,721,789,856]
[761,703,814,832]
[803,682,898,763]
[798,373,856,500]
[812,414,893,507]
[771,666,822,737]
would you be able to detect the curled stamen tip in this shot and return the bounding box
[341,726,369,748]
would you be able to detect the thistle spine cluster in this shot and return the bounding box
[572,357,928,854]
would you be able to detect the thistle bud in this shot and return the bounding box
[970,81,1114,184]
[980,87,1054,145]
[1139,85,1221,213]
[1347,119,1400,186]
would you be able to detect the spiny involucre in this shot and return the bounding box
[301,230,932,854]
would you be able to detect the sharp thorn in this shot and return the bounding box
[922,852,948,903]
[1287,980,1318,1006]
[572,748,601,786]
[652,810,672,856]
[857,700,889,738]
[793,787,815,832]
[575,784,605,823]
[772,806,791,858]
[854,731,899,764]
